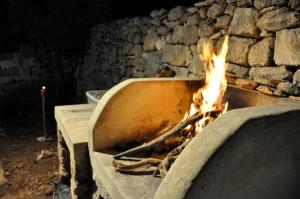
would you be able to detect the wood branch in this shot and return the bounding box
[114,109,221,159]
[153,139,192,178]
[112,158,162,172]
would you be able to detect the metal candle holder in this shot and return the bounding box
[41,86,47,139]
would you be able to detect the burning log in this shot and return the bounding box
[113,109,221,159]
[153,139,191,178]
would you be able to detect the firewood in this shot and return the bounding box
[112,158,162,172]
[153,139,191,178]
[114,109,221,159]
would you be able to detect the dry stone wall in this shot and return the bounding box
[77,0,300,100]
[0,45,74,111]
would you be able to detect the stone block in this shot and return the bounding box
[172,26,184,44]
[237,0,253,7]
[228,8,259,38]
[143,51,162,75]
[257,8,300,32]
[248,37,275,67]
[132,45,143,57]
[224,3,236,16]
[143,34,158,52]
[289,0,300,11]
[235,78,258,90]
[189,52,204,75]
[186,14,201,25]
[274,28,300,66]
[293,69,300,86]
[1,59,19,76]
[162,45,191,67]
[215,15,232,29]
[207,3,226,19]
[227,63,250,76]
[183,25,199,45]
[150,9,168,18]
[254,0,288,9]
[249,66,293,80]
[198,21,215,37]
[227,36,256,66]
[168,6,185,21]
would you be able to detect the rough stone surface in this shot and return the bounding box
[186,14,201,25]
[198,21,215,36]
[253,77,285,87]
[183,25,199,45]
[249,66,293,80]
[235,78,258,89]
[224,3,236,16]
[0,164,8,187]
[256,85,274,94]
[143,51,161,75]
[227,36,256,65]
[132,45,143,57]
[227,63,250,76]
[172,26,184,44]
[199,7,208,19]
[277,81,300,95]
[194,0,215,8]
[157,26,168,35]
[168,6,185,21]
[215,15,232,29]
[207,3,226,19]
[143,34,158,52]
[189,52,204,75]
[210,32,223,40]
[237,0,253,7]
[248,37,275,67]
[228,8,259,38]
[150,9,168,18]
[293,69,300,85]
[187,7,198,14]
[257,8,300,32]
[254,0,288,9]
[274,28,300,66]
[277,81,292,93]
[162,45,190,67]
[259,31,275,37]
[155,37,166,50]
[289,0,300,11]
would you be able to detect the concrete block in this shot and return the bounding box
[55,104,96,198]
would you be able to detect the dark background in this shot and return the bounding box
[0,0,195,54]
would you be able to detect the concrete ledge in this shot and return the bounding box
[55,104,96,199]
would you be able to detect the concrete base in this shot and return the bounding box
[92,151,161,199]
[55,104,96,199]
[156,104,300,199]
[88,78,300,199]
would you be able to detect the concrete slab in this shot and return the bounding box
[55,104,95,148]
[92,151,162,199]
[55,104,96,199]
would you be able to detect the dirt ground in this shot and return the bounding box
[0,124,59,199]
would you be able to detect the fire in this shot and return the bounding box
[185,36,229,134]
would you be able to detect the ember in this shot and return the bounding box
[113,36,230,178]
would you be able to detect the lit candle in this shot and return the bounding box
[41,86,46,97]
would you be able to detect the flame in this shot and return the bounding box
[186,36,229,134]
